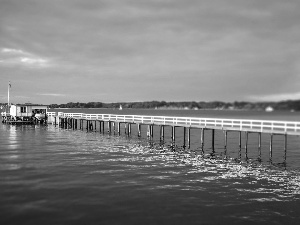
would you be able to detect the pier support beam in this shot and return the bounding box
[245,132,248,159]
[118,122,121,135]
[160,125,164,141]
[284,134,287,163]
[211,129,215,151]
[187,127,191,149]
[137,124,141,137]
[224,130,227,149]
[224,130,228,152]
[128,123,131,136]
[201,128,204,153]
[112,122,115,134]
[269,133,273,161]
[183,127,186,148]
[108,121,111,134]
[150,125,154,139]
[172,126,176,143]
[147,125,149,137]
[258,133,262,160]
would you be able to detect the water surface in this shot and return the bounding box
[1,109,300,224]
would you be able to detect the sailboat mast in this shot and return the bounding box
[8,81,10,106]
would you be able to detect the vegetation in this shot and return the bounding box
[1,100,300,111]
[46,100,300,111]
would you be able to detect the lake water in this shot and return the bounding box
[1,109,300,224]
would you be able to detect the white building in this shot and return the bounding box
[265,106,274,112]
[9,104,48,120]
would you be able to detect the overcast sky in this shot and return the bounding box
[0,0,300,104]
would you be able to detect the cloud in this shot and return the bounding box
[247,92,300,102]
[0,0,300,103]
[1,48,25,54]
[0,47,50,68]
[37,93,66,97]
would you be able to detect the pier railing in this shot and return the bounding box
[46,112,300,135]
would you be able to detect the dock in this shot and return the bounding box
[45,112,300,161]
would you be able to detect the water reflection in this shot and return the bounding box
[7,126,20,150]
[144,134,300,200]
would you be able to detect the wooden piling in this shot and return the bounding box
[138,124,141,137]
[148,125,153,139]
[269,133,273,160]
[183,127,186,148]
[118,122,121,135]
[160,125,164,140]
[147,125,150,138]
[284,134,287,162]
[108,121,111,134]
[128,123,131,136]
[172,126,176,143]
[212,129,215,151]
[258,132,262,160]
[112,122,115,134]
[245,132,248,159]
[239,131,242,151]
[224,130,227,150]
[201,128,204,153]
[187,127,191,149]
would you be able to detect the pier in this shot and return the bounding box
[45,112,300,161]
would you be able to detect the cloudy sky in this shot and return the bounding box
[0,0,299,104]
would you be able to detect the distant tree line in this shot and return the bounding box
[48,100,300,111]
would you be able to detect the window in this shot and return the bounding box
[21,107,27,113]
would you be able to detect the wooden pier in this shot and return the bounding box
[46,112,300,162]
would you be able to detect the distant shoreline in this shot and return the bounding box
[47,99,300,111]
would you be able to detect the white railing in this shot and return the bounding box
[48,112,300,135]
[47,112,57,117]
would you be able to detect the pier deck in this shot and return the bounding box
[47,112,300,136]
